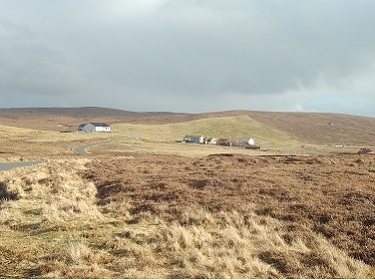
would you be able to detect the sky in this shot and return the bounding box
[1,0,375,117]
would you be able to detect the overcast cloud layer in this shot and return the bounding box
[1,0,375,116]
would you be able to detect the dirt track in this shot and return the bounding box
[83,152,375,268]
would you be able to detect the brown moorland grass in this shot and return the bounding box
[80,152,375,278]
[0,109,375,278]
[1,151,374,278]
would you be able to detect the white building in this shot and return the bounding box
[78,122,111,132]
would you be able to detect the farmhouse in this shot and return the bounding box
[78,122,111,132]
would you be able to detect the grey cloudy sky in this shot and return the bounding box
[1,0,375,116]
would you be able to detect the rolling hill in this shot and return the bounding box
[0,107,374,146]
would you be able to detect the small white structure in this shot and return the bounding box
[206,137,217,145]
[230,138,255,147]
[78,122,111,132]
[232,138,254,144]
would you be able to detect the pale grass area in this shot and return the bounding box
[0,116,358,159]
[0,124,112,159]
[104,116,359,156]
[0,158,104,226]
[134,207,369,279]
[111,115,299,149]
[0,158,115,278]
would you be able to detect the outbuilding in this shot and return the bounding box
[78,122,111,132]
[231,138,255,147]
[183,135,205,144]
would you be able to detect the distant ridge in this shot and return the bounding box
[0,107,374,146]
[0,107,186,131]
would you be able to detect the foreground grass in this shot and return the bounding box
[0,158,117,278]
[0,155,373,278]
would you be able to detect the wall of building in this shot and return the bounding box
[80,123,96,132]
[95,126,111,132]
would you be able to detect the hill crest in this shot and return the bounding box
[0,107,374,146]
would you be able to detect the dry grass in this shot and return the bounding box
[1,153,374,278]
[0,158,116,278]
[79,152,375,278]
[0,111,375,278]
[0,114,364,160]
[0,124,113,159]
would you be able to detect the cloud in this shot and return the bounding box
[0,0,375,116]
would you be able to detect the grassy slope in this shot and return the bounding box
[112,115,300,149]
[169,115,292,143]
[1,107,374,147]
[246,111,375,146]
[110,115,355,156]
[0,112,364,159]
[1,115,299,160]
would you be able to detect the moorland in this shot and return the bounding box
[0,107,375,278]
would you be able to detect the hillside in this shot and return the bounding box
[0,107,181,132]
[0,107,374,146]
[246,111,375,146]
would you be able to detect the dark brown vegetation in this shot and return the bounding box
[82,152,375,277]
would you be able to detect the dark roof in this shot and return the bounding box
[79,122,110,127]
[90,122,110,127]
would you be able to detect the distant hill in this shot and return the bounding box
[0,107,182,131]
[0,107,374,146]
[245,111,375,146]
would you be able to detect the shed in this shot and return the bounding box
[231,138,255,147]
[217,138,231,146]
[206,137,217,145]
[183,135,205,144]
[78,122,111,132]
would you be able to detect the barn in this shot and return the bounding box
[78,123,111,132]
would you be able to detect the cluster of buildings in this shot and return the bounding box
[76,123,259,149]
[183,135,260,149]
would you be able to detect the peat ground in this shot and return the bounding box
[81,152,375,277]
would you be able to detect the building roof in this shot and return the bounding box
[90,122,110,127]
[79,122,110,128]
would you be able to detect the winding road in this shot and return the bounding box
[74,141,112,155]
[0,141,112,172]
